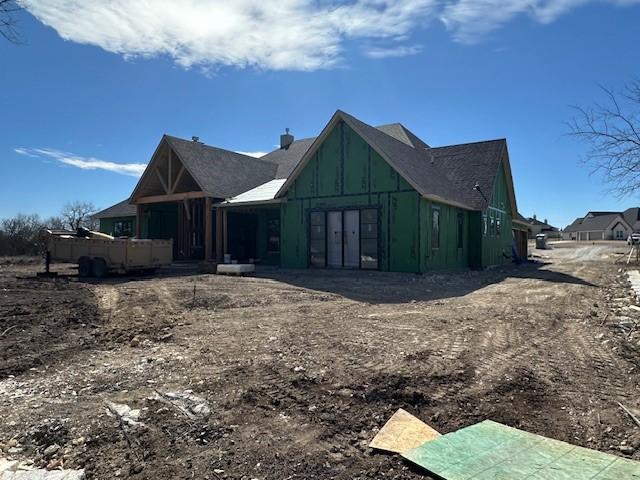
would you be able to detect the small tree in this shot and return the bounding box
[569,81,640,197]
[61,201,97,231]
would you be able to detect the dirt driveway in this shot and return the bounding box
[1,243,639,479]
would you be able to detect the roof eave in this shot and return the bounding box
[216,198,284,208]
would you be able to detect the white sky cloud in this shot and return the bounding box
[236,151,268,158]
[15,147,146,177]
[18,0,640,69]
[365,44,423,59]
[440,0,640,43]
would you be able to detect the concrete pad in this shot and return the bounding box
[216,264,255,275]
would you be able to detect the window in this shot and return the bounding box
[483,214,488,237]
[360,208,378,270]
[113,220,133,237]
[432,207,440,249]
[309,211,326,267]
[496,212,502,236]
[457,212,464,249]
[489,216,495,236]
[267,218,280,253]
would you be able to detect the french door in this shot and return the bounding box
[309,208,378,269]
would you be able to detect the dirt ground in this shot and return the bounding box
[1,242,640,479]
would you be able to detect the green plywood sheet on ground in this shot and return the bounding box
[402,420,640,480]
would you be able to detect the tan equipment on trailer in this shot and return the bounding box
[44,228,173,278]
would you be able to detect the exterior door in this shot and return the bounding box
[327,211,343,267]
[343,210,360,268]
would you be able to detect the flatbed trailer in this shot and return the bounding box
[45,229,173,277]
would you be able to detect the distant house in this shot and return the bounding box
[522,216,558,239]
[93,109,528,271]
[562,208,640,241]
[92,199,137,237]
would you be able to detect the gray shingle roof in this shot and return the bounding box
[93,199,136,219]
[429,139,508,211]
[259,137,317,179]
[376,123,430,150]
[563,212,624,232]
[623,207,640,231]
[337,111,510,211]
[132,111,515,214]
[165,135,278,198]
[565,208,640,232]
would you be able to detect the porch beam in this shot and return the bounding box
[205,197,213,261]
[135,191,208,204]
[223,209,228,256]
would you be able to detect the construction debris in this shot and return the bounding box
[401,420,640,479]
[627,270,640,301]
[369,409,440,454]
[152,390,210,420]
[104,402,141,427]
[0,457,85,480]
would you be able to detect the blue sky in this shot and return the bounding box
[1,0,639,228]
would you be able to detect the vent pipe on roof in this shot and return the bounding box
[280,128,294,149]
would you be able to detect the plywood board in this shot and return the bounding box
[369,408,441,454]
[402,420,640,479]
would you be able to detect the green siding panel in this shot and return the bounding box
[281,200,306,268]
[343,125,369,195]
[420,200,469,272]
[370,149,398,192]
[481,160,513,267]
[317,125,342,197]
[280,121,481,272]
[98,216,136,237]
[146,203,178,240]
[390,192,420,273]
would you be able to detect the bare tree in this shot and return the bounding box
[0,214,43,255]
[1,0,21,43]
[569,81,640,198]
[61,201,97,231]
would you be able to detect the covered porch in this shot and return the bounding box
[130,136,222,261]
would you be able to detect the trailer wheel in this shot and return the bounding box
[92,257,108,278]
[78,256,93,277]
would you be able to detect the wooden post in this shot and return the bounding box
[215,207,223,262]
[136,204,144,238]
[205,197,213,261]
[223,209,228,256]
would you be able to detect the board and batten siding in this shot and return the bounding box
[280,121,471,272]
[479,160,513,267]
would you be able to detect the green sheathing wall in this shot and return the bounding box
[419,199,469,272]
[98,216,136,236]
[481,160,514,267]
[144,203,178,240]
[281,121,447,272]
[255,207,280,266]
[390,192,420,272]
